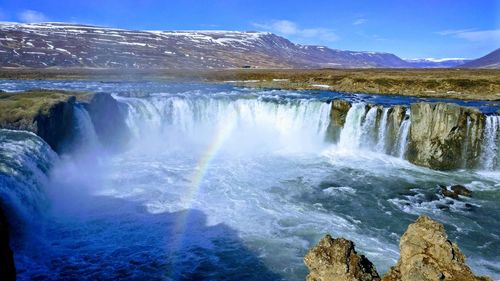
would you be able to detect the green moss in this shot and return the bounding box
[0,89,92,124]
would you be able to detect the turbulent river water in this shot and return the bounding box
[1,81,500,280]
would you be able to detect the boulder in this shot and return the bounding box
[406,102,485,170]
[383,216,491,281]
[327,100,352,142]
[304,235,380,281]
[440,185,472,199]
[304,216,492,281]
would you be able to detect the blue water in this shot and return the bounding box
[0,80,499,280]
[0,79,499,113]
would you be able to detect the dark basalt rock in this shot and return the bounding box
[34,96,77,153]
[0,207,16,281]
[439,184,472,199]
[85,93,130,151]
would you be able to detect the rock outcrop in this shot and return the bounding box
[0,90,131,153]
[383,216,491,281]
[305,216,492,281]
[304,235,380,281]
[86,93,130,151]
[34,96,78,153]
[327,100,352,142]
[0,207,16,281]
[406,103,485,170]
[385,106,407,154]
[440,184,472,199]
[0,90,85,153]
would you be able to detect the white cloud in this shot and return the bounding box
[437,28,500,43]
[252,20,339,42]
[353,18,367,25]
[18,10,48,23]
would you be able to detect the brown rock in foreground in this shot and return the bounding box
[305,216,492,281]
[383,216,492,281]
[304,235,380,281]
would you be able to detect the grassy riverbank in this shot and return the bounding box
[0,68,499,100]
[0,89,90,127]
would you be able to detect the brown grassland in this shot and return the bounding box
[0,68,499,100]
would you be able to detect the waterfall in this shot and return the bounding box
[0,130,57,223]
[338,103,366,150]
[376,108,389,153]
[360,107,379,148]
[73,105,100,151]
[116,96,332,152]
[395,111,411,158]
[481,115,500,170]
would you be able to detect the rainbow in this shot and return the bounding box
[167,111,238,273]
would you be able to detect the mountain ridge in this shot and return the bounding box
[0,22,495,69]
[462,48,500,69]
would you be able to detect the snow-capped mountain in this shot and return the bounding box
[462,48,500,69]
[0,22,418,69]
[405,58,470,68]
[1,22,485,69]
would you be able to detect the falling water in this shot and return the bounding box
[376,108,389,153]
[0,130,56,223]
[73,105,100,151]
[338,103,367,150]
[1,81,499,281]
[117,96,333,153]
[360,107,379,148]
[395,111,411,158]
[481,115,500,170]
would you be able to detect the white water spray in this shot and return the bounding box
[376,108,389,153]
[481,115,500,170]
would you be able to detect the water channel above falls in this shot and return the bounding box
[0,80,499,280]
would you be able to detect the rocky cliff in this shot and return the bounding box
[34,96,78,153]
[305,216,492,281]
[0,207,16,281]
[85,93,130,151]
[0,90,89,153]
[326,99,497,170]
[385,106,408,155]
[406,103,486,170]
[326,100,352,142]
[0,90,132,153]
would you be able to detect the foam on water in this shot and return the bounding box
[0,82,499,280]
[0,130,56,223]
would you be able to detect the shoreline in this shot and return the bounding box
[0,68,499,101]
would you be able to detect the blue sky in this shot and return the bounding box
[0,0,498,59]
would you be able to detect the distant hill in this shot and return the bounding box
[404,58,471,68]
[0,22,486,69]
[462,48,500,69]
